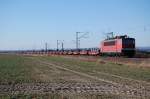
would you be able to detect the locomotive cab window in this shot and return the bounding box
[123,39,135,44]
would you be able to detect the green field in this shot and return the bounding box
[0,54,34,83]
[0,54,150,99]
[37,56,150,82]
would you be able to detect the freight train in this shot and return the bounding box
[23,35,135,57]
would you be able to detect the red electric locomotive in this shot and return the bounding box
[100,35,135,57]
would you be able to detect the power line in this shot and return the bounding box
[106,32,114,39]
[57,40,59,51]
[57,40,64,51]
[45,43,48,51]
[76,32,89,50]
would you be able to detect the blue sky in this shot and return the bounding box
[0,0,150,50]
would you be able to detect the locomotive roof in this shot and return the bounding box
[104,35,134,41]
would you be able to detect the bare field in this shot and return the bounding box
[0,54,150,99]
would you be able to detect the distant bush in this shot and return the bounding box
[135,50,150,58]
